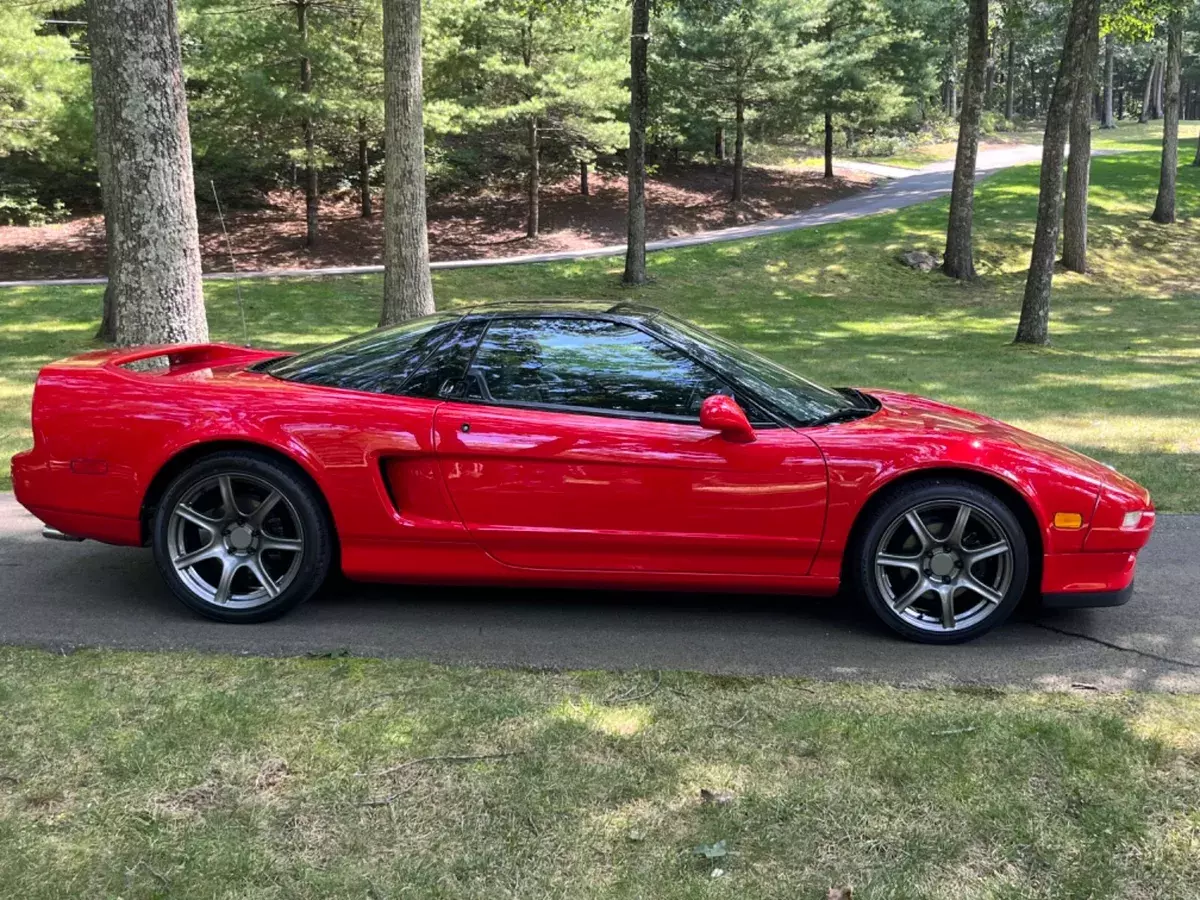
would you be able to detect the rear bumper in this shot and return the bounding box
[13,449,143,546]
[1042,582,1134,609]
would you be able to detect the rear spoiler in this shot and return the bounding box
[52,343,287,374]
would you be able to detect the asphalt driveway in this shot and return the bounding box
[1,495,1197,691]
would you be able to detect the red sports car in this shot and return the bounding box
[12,301,1155,643]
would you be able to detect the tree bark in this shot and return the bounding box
[623,0,649,286]
[524,117,539,237]
[823,108,834,178]
[943,0,988,281]
[1014,0,1097,346]
[85,0,207,347]
[579,160,589,196]
[1151,19,1182,224]
[1062,6,1099,273]
[714,125,725,161]
[1101,33,1115,128]
[379,0,435,325]
[1005,39,1015,120]
[93,57,118,342]
[298,0,318,248]
[1139,58,1156,123]
[358,115,372,217]
[732,94,745,202]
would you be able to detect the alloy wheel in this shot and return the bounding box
[873,500,1013,634]
[166,472,305,609]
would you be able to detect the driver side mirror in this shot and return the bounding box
[700,394,756,443]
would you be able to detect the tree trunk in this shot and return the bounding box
[1005,39,1015,120]
[298,0,318,248]
[1101,33,1115,128]
[92,62,118,342]
[1014,0,1097,346]
[984,36,995,103]
[1151,19,1183,224]
[1153,55,1164,118]
[1117,87,1124,120]
[379,0,435,325]
[732,94,745,201]
[1027,60,1038,116]
[579,160,589,196]
[1062,5,1099,273]
[526,117,539,237]
[623,0,649,286]
[1139,58,1156,123]
[358,115,372,217]
[85,0,207,347]
[943,0,988,281]
[714,125,725,161]
[823,108,834,178]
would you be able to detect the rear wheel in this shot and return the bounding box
[851,479,1029,643]
[151,451,332,622]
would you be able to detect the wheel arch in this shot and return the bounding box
[842,466,1045,593]
[139,438,335,548]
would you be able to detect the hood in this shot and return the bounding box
[861,389,1123,486]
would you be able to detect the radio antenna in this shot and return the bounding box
[210,179,250,347]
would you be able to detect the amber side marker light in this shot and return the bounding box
[1053,512,1084,529]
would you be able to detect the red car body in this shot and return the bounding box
[13,333,1154,606]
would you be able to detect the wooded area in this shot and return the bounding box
[1,0,1198,346]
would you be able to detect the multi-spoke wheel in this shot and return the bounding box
[151,452,332,622]
[852,480,1029,643]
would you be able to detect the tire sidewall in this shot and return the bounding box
[853,479,1030,644]
[151,451,332,623]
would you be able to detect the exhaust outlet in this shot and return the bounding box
[42,526,84,542]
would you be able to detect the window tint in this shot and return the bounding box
[464,317,733,419]
[404,318,490,399]
[265,314,459,395]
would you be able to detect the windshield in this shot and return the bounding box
[645,313,858,425]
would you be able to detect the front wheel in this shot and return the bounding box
[151,451,333,623]
[851,479,1029,644]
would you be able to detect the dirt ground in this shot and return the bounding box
[0,164,875,280]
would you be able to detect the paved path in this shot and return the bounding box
[2,495,1197,692]
[0,146,1047,289]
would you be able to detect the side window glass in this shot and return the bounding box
[270,316,457,395]
[404,319,490,399]
[464,318,729,419]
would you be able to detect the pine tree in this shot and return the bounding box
[657,0,819,201]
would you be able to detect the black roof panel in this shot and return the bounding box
[462,298,662,320]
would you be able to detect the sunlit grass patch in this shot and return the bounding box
[1,648,1200,898]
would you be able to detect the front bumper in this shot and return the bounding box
[1042,582,1134,609]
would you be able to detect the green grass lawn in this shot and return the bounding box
[3,142,1198,506]
[2,647,1199,898]
[3,137,1200,898]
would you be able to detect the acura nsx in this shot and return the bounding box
[12,301,1155,642]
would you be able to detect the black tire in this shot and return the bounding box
[849,478,1029,644]
[151,450,333,623]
